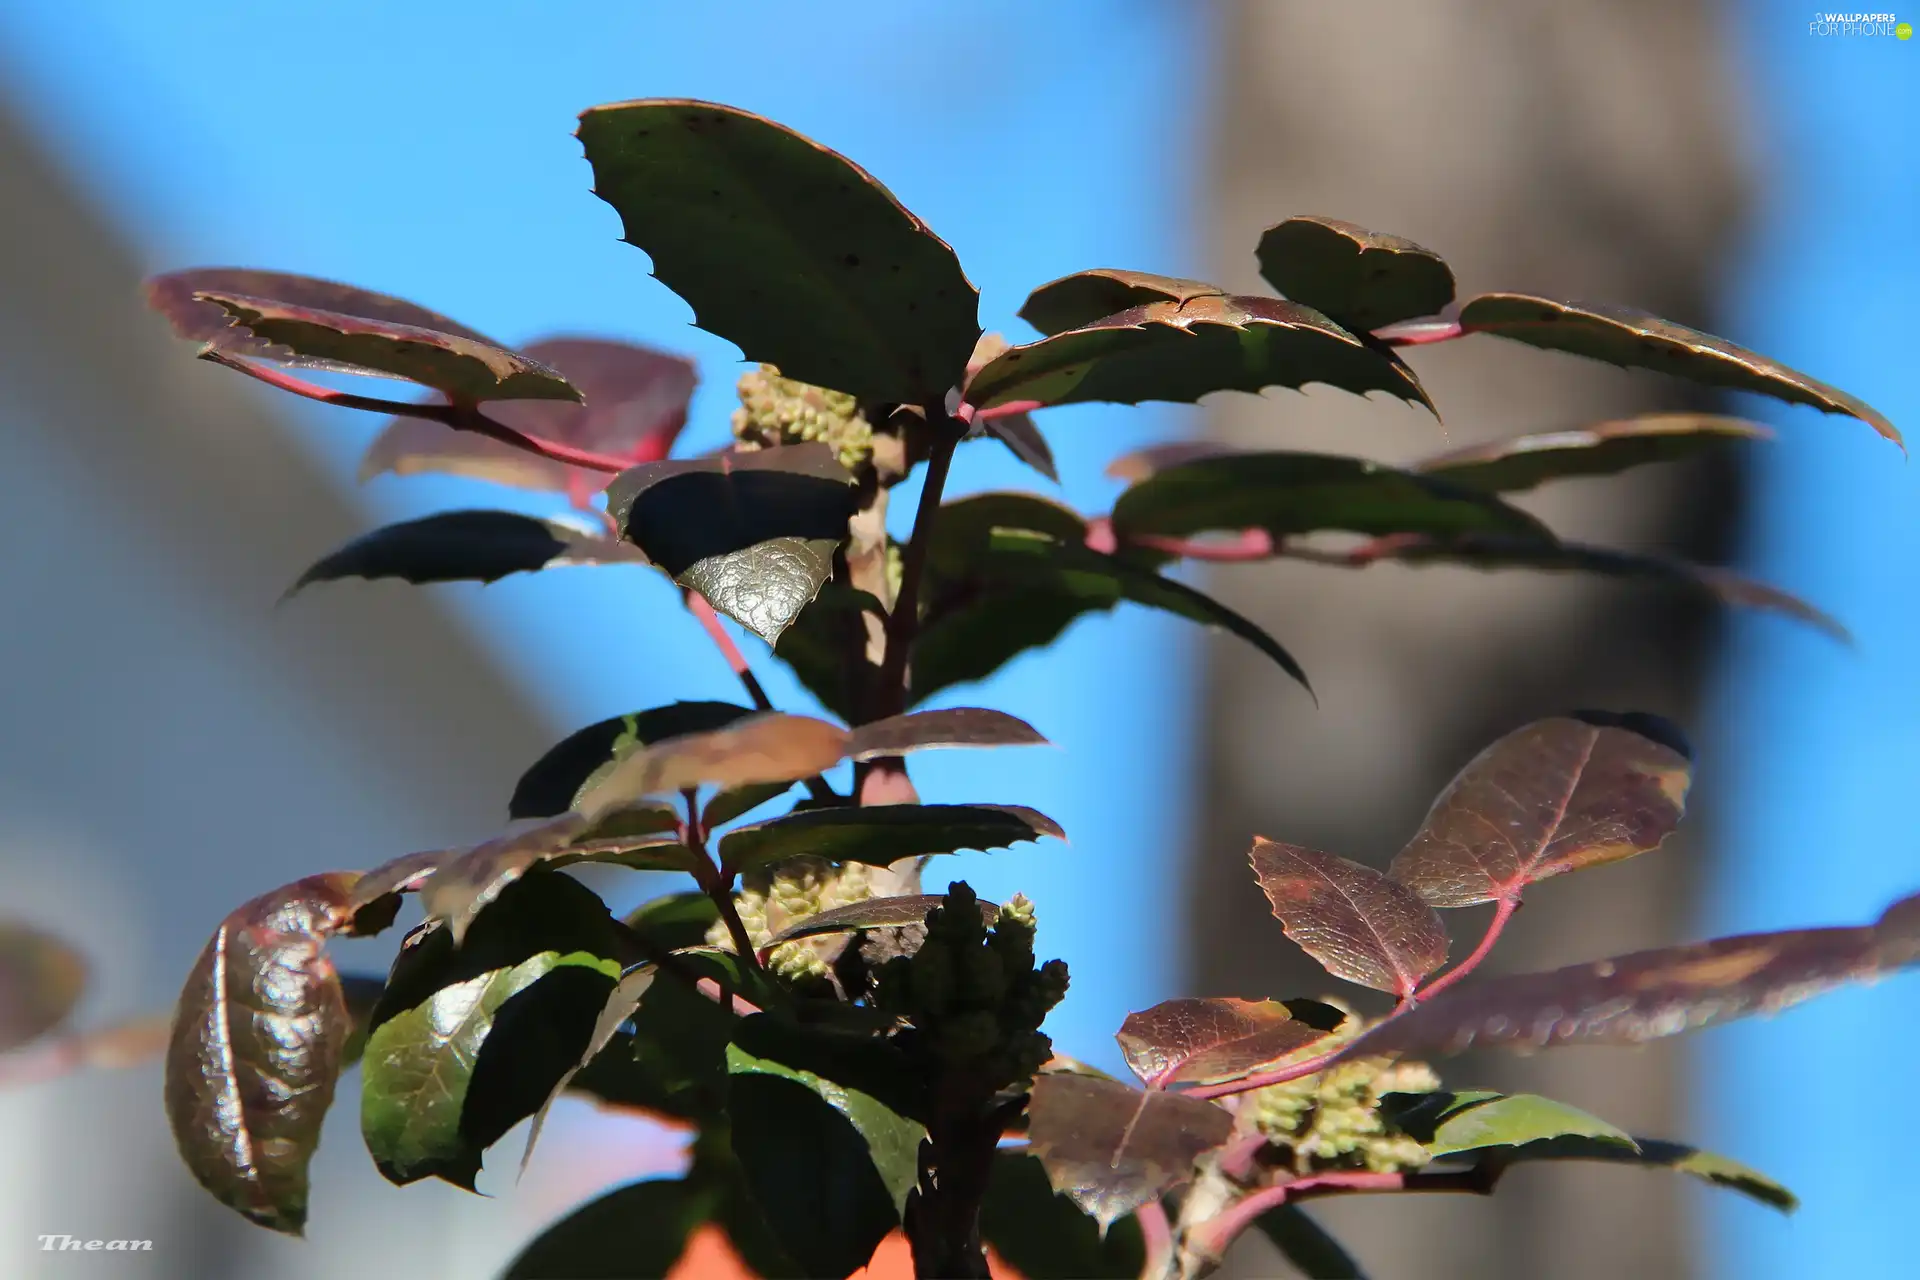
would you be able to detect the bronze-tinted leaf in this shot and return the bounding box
[287,510,645,597]
[1110,452,1550,545]
[189,291,578,403]
[1115,997,1338,1089]
[164,873,362,1233]
[1025,1073,1234,1228]
[1388,715,1692,909]
[966,333,1058,481]
[1250,841,1449,997]
[964,295,1434,415]
[344,848,457,916]
[1017,269,1227,338]
[1414,414,1773,493]
[1352,534,1850,643]
[1348,890,1920,1060]
[360,338,697,492]
[702,781,798,830]
[1255,217,1455,332]
[576,713,851,814]
[763,895,999,948]
[510,702,756,819]
[1458,293,1901,447]
[578,99,980,406]
[0,923,87,1054]
[846,708,1050,759]
[717,804,1062,876]
[605,444,858,643]
[1105,440,1247,483]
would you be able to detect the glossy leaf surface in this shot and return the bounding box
[1250,840,1450,997]
[1389,714,1692,908]
[1116,997,1338,1089]
[287,510,644,596]
[574,713,850,813]
[1255,217,1455,332]
[1016,269,1226,337]
[1026,1073,1233,1228]
[1414,414,1772,493]
[718,804,1063,875]
[510,702,754,819]
[579,99,980,405]
[1458,293,1900,447]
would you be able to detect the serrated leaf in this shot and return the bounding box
[964,294,1434,415]
[361,337,697,492]
[1389,713,1692,909]
[605,444,858,642]
[1347,889,1920,1060]
[763,894,999,947]
[1115,997,1339,1089]
[0,923,87,1054]
[846,707,1050,759]
[1249,840,1450,998]
[718,804,1062,876]
[1026,1073,1234,1229]
[358,874,623,1189]
[190,290,578,403]
[1458,293,1900,448]
[1017,269,1227,338]
[1254,1204,1367,1279]
[502,1176,707,1279]
[1256,217,1455,332]
[1110,452,1550,545]
[980,1149,1146,1278]
[286,510,644,597]
[510,702,755,819]
[575,713,850,814]
[1414,414,1773,493]
[164,873,362,1234]
[578,98,980,405]
[726,1037,926,1276]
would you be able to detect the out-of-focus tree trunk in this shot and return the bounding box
[1190,4,1752,1278]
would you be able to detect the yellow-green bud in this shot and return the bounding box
[731,364,874,471]
[1238,1008,1440,1176]
[706,857,876,981]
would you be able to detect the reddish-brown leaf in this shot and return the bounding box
[1250,840,1450,997]
[164,873,363,1234]
[1025,1073,1234,1228]
[1388,715,1692,909]
[1255,217,1456,332]
[0,923,88,1054]
[1115,997,1338,1089]
[1349,891,1920,1059]
[1413,414,1773,493]
[1104,440,1248,484]
[845,708,1049,760]
[575,713,852,813]
[360,337,698,492]
[344,848,456,916]
[1016,269,1228,338]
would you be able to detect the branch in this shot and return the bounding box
[870,416,962,722]
[685,787,765,983]
[1127,529,1278,563]
[1184,1042,1353,1101]
[1371,317,1464,347]
[1195,1172,1406,1260]
[683,591,838,805]
[1414,895,1520,1002]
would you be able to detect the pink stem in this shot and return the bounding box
[1198,1172,1406,1259]
[973,399,1042,420]
[199,349,633,473]
[1128,529,1277,563]
[1215,1131,1271,1181]
[1415,895,1519,1001]
[1136,1199,1174,1275]
[684,592,774,712]
[1185,1044,1351,1101]
[1371,318,1464,347]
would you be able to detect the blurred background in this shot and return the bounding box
[0,1,1911,1277]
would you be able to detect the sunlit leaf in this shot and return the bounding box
[575,713,851,814]
[622,892,722,953]
[1414,414,1772,493]
[1025,1073,1233,1228]
[0,923,87,1054]
[510,702,755,819]
[164,872,365,1233]
[980,1149,1146,1278]
[717,804,1062,876]
[1115,997,1340,1089]
[965,295,1434,415]
[606,444,859,642]
[361,338,697,492]
[286,510,643,597]
[846,708,1050,759]
[1458,293,1900,448]
[1017,269,1227,337]
[578,98,980,405]
[1256,217,1455,332]
[1249,841,1450,998]
[1388,713,1692,908]
[520,965,657,1174]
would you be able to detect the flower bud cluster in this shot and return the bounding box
[1239,1010,1440,1175]
[707,857,876,981]
[731,364,874,470]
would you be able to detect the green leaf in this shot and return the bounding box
[769,583,882,723]
[570,958,743,1123]
[502,1176,708,1279]
[726,1036,926,1277]
[1110,452,1550,544]
[1389,1091,1637,1157]
[1458,293,1901,448]
[702,781,798,830]
[606,444,859,643]
[1254,1204,1367,1279]
[578,98,980,406]
[1016,269,1227,337]
[622,891,722,953]
[0,922,87,1054]
[509,702,755,819]
[1414,413,1773,493]
[1255,217,1455,332]
[190,290,578,403]
[980,1150,1146,1278]
[358,874,623,1189]
[718,804,1063,875]
[964,294,1434,415]
[286,510,643,597]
